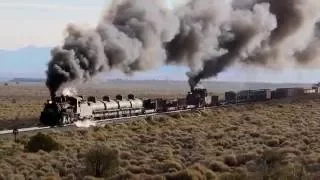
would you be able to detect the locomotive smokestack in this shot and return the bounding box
[50,91,56,101]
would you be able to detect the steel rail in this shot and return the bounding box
[0,103,234,136]
[0,93,317,137]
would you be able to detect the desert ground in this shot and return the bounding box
[0,82,319,179]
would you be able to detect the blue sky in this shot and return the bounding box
[0,0,107,49]
[0,0,319,83]
[0,0,185,49]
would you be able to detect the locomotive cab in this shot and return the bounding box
[40,96,82,126]
[186,87,208,108]
[40,100,62,126]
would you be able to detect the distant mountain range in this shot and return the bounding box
[0,46,51,79]
[9,78,45,83]
[0,45,190,82]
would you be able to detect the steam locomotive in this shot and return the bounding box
[40,83,320,126]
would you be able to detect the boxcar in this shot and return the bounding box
[225,91,237,104]
[272,88,304,99]
[237,90,251,103]
[211,96,219,106]
[249,89,271,101]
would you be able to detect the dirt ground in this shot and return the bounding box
[0,95,320,179]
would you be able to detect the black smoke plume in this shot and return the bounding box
[46,0,320,96]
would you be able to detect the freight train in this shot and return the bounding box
[40,83,320,126]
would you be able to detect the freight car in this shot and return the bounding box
[225,91,237,104]
[237,90,252,103]
[249,89,272,102]
[271,88,305,99]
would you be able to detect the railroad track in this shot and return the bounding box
[1,96,299,138]
[0,93,318,138]
[0,104,227,137]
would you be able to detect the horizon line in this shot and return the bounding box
[1,77,315,85]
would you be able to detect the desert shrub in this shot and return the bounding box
[258,164,311,180]
[93,126,103,132]
[166,164,216,180]
[156,160,183,173]
[25,133,61,153]
[110,172,139,180]
[259,149,285,169]
[207,132,224,140]
[16,135,29,145]
[145,116,153,121]
[265,139,280,147]
[224,154,238,167]
[165,169,203,180]
[238,155,258,166]
[127,165,145,174]
[85,145,120,178]
[169,113,182,119]
[119,151,132,160]
[156,115,170,123]
[219,172,249,180]
[209,161,230,172]
[62,174,76,180]
[190,163,216,179]
[200,110,210,117]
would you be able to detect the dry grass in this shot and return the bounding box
[0,94,320,179]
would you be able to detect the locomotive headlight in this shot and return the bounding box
[49,100,53,104]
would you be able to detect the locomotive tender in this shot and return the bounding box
[40,84,320,126]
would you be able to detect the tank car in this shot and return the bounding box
[128,94,143,115]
